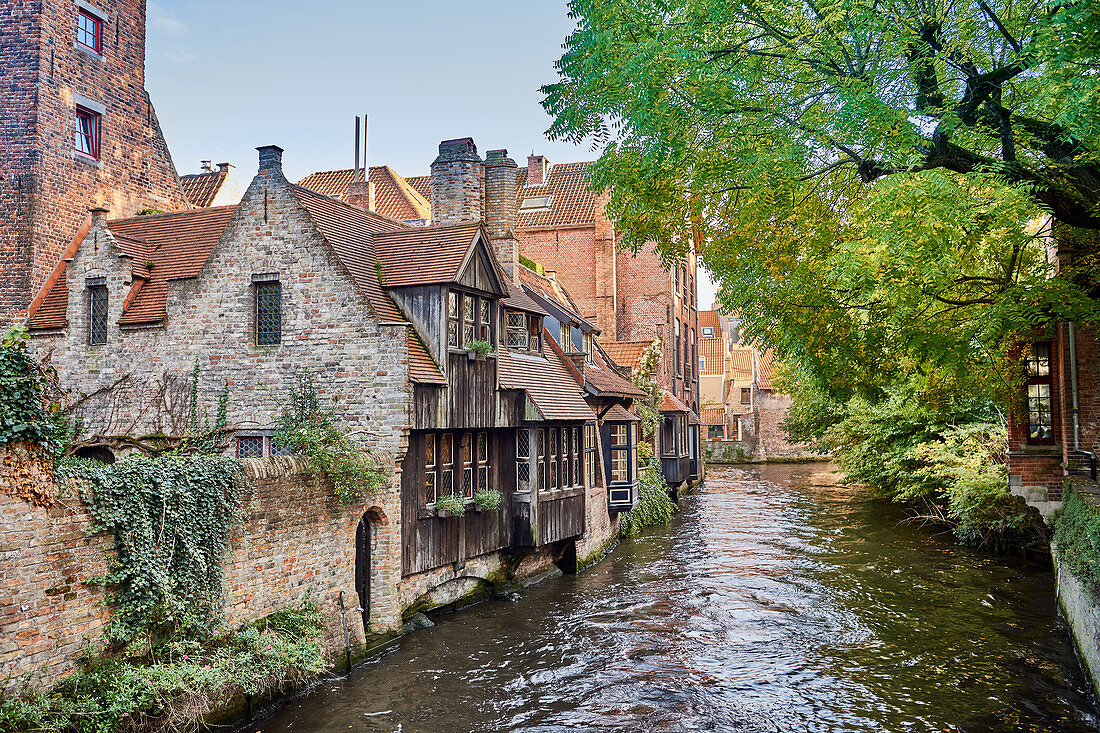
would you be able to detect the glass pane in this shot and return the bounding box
[256,281,281,345]
[611,424,626,447]
[480,299,490,325]
[1028,343,1051,377]
[462,432,472,465]
[551,462,559,489]
[477,432,488,462]
[517,460,530,492]
[517,429,530,458]
[478,466,488,491]
[464,295,475,323]
[75,113,94,155]
[550,428,558,456]
[612,452,627,483]
[448,292,458,318]
[237,436,264,459]
[463,467,473,497]
[440,433,453,465]
[425,434,435,467]
[88,285,108,345]
[426,472,437,503]
[448,319,459,347]
[441,469,453,494]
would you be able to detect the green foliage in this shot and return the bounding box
[467,339,495,357]
[518,254,546,275]
[472,488,502,511]
[434,493,466,516]
[786,376,1041,548]
[57,455,244,644]
[620,457,676,538]
[0,599,328,733]
[175,360,229,456]
[0,327,68,455]
[273,373,386,504]
[631,339,663,442]
[1052,490,1100,599]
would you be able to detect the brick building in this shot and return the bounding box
[0,0,189,324]
[1006,229,1099,515]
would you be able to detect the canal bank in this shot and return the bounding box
[255,464,1099,733]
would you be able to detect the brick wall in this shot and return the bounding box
[0,0,188,323]
[755,391,814,459]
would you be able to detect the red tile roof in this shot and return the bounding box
[408,330,444,384]
[602,340,652,371]
[373,221,485,288]
[515,161,597,229]
[603,403,640,422]
[660,389,693,414]
[700,408,726,425]
[296,166,431,223]
[180,169,227,208]
[585,348,647,398]
[697,310,720,332]
[699,338,725,375]
[758,349,777,391]
[729,348,754,380]
[25,217,93,330]
[498,343,596,422]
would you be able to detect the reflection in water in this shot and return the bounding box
[259,464,1098,732]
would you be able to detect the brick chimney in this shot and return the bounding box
[257,145,284,174]
[527,154,549,186]
[431,138,483,225]
[346,178,376,212]
[88,206,109,227]
[485,149,519,281]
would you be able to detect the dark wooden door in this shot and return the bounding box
[355,516,370,632]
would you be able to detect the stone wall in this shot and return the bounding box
[755,391,815,459]
[0,0,188,322]
[1053,546,1100,701]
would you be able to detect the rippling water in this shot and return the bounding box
[259,464,1098,732]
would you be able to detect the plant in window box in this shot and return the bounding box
[434,493,466,518]
[466,340,494,360]
[472,488,502,512]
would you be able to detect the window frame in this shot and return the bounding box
[87,279,108,345]
[254,278,281,346]
[75,106,100,160]
[701,326,714,337]
[609,423,631,484]
[76,9,102,54]
[584,423,598,487]
[449,289,495,351]
[1025,341,1056,445]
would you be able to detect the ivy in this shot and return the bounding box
[0,598,328,733]
[1052,490,1100,600]
[274,373,386,504]
[0,327,68,456]
[58,455,245,644]
[620,450,677,538]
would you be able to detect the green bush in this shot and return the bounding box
[620,458,676,538]
[1053,490,1100,598]
[472,488,502,511]
[435,493,466,516]
[0,327,68,456]
[0,599,328,733]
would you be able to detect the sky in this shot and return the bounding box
[144,0,719,308]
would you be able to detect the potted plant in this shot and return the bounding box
[466,340,494,361]
[434,493,466,518]
[472,488,503,512]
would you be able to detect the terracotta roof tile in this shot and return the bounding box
[603,404,640,422]
[408,330,444,384]
[729,348,754,380]
[498,341,595,422]
[700,338,725,375]
[405,175,431,200]
[758,349,777,391]
[698,310,720,332]
[700,408,725,425]
[585,347,647,398]
[296,166,431,223]
[602,340,652,371]
[25,217,93,330]
[373,221,483,288]
[660,389,693,414]
[515,161,596,229]
[180,169,227,208]
[501,280,549,315]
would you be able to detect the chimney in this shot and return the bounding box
[347,178,377,212]
[484,148,519,281]
[527,154,549,186]
[217,162,231,173]
[431,138,483,225]
[256,145,284,173]
[201,160,212,172]
[88,206,109,227]
[567,352,586,382]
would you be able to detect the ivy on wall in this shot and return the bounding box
[0,327,67,456]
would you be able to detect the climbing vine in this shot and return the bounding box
[0,327,69,457]
[273,373,386,504]
[58,454,245,644]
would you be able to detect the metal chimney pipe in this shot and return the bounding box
[353,117,361,183]
[362,114,368,178]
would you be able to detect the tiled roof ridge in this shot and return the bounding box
[289,183,412,231]
[109,204,237,226]
[380,165,431,211]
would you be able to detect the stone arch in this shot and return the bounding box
[355,507,387,635]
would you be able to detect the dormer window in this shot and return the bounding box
[449,290,495,350]
[504,310,544,354]
[76,9,102,53]
[519,195,552,212]
[701,326,714,337]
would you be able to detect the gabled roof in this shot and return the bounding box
[603,404,640,422]
[700,338,725,375]
[498,342,596,422]
[518,264,597,331]
[758,349,777,391]
[515,161,597,229]
[700,408,725,425]
[296,166,431,223]
[501,280,549,316]
[180,168,227,208]
[698,310,720,332]
[373,221,504,291]
[408,330,444,384]
[660,389,693,414]
[585,346,647,399]
[27,207,237,329]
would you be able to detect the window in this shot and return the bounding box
[631,423,639,475]
[537,428,548,490]
[440,433,454,495]
[674,321,681,376]
[516,429,531,492]
[87,281,108,345]
[75,107,99,159]
[701,326,713,337]
[463,294,476,346]
[708,425,723,441]
[528,315,543,353]
[76,9,101,53]
[1026,342,1055,444]
[425,434,438,503]
[699,357,706,373]
[741,387,751,404]
[662,419,676,456]
[584,424,597,487]
[583,331,593,361]
[255,280,281,345]
[479,299,491,342]
[461,432,474,497]
[237,436,264,459]
[679,416,688,456]
[573,427,582,486]
[610,424,629,483]
[477,432,490,492]
[520,195,552,211]
[448,292,460,347]
[550,427,559,489]
[506,311,528,349]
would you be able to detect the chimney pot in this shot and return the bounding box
[527,155,549,186]
[217,162,230,173]
[88,206,109,226]
[256,145,284,172]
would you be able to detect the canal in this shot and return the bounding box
[260,463,1099,732]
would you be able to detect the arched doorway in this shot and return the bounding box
[354,514,371,632]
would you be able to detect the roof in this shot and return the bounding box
[296,166,432,223]
[585,348,646,398]
[602,340,652,371]
[180,168,227,208]
[758,349,777,391]
[700,408,726,425]
[408,330,444,384]
[698,310,720,333]
[660,389,693,414]
[603,404,640,422]
[501,279,549,316]
[515,161,597,229]
[700,338,725,375]
[373,221,485,288]
[498,346,596,422]
[288,184,407,321]
[729,348,754,380]
[27,207,237,329]
[517,265,593,329]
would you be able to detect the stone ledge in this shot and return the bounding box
[239,455,313,480]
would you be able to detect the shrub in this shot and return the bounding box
[472,488,502,511]
[620,458,676,538]
[435,493,466,516]
[1053,490,1100,599]
[467,340,494,357]
[0,326,68,456]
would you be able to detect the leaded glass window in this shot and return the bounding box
[507,311,528,349]
[448,291,460,347]
[1026,342,1054,443]
[516,429,531,492]
[237,436,264,459]
[479,299,491,342]
[463,294,476,346]
[88,283,108,345]
[255,281,281,345]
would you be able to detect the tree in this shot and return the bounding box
[542,0,1100,401]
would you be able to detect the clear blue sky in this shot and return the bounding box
[145,0,720,307]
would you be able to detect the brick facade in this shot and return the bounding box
[0,0,188,323]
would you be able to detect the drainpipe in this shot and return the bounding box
[1069,322,1098,480]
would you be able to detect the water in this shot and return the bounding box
[259,464,1099,732]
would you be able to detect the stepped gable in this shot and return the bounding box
[26,206,237,329]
